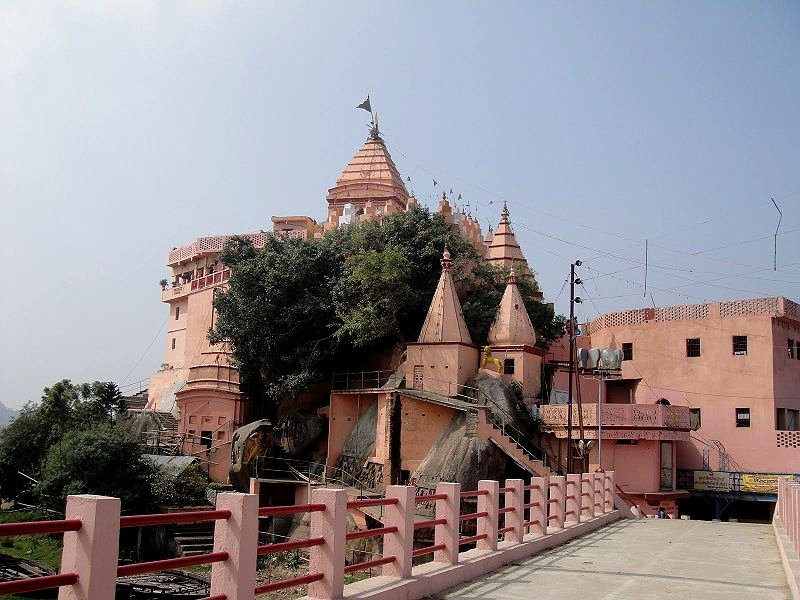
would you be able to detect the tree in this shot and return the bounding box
[35,425,154,511]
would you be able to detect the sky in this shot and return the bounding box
[1,1,798,409]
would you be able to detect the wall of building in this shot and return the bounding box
[397,396,456,476]
[326,393,378,468]
[586,303,797,473]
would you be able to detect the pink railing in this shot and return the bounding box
[776,478,800,563]
[539,403,691,429]
[0,472,618,599]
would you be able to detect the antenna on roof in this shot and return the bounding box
[771,197,782,271]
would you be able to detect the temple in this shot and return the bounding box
[138,115,798,524]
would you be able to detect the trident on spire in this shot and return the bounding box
[356,95,380,139]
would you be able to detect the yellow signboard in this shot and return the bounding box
[741,474,799,494]
[693,471,730,492]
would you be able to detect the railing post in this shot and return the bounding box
[581,474,595,519]
[58,495,120,600]
[603,471,613,512]
[565,474,581,524]
[593,473,604,515]
[504,479,524,543]
[209,492,258,600]
[548,476,565,531]
[308,488,347,600]
[382,485,415,578]
[791,483,800,554]
[607,471,616,513]
[434,482,461,564]
[477,480,499,551]
[528,477,547,537]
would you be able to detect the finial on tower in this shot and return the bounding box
[508,267,517,284]
[441,246,453,270]
[501,200,510,222]
[356,95,380,139]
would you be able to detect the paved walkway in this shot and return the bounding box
[435,519,789,599]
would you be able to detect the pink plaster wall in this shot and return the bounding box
[398,397,456,474]
[326,393,379,468]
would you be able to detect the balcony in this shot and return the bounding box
[539,403,691,441]
[161,269,231,301]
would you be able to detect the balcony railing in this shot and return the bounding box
[539,403,691,430]
[161,269,231,301]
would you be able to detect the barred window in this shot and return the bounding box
[732,336,748,356]
[686,338,701,357]
[622,343,633,361]
[736,408,750,428]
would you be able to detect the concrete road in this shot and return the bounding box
[434,519,789,599]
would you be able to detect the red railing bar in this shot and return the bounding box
[346,526,398,541]
[459,511,489,522]
[0,519,82,536]
[565,495,576,500]
[458,534,488,545]
[524,484,542,490]
[581,492,591,497]
[257,537,324,555]
[254,572,324,595]
[415,493,448,502]
[548,482,560,487]
[0,573,78,595]
[566,480,577,487]
[200,595,227,600]
[412,543,446,558]
[594,502,603,507]
[523,520,540,526]
[347,498,399,509]
[120,510,231,528]
[498,526,515,534]
[547,499,560,504]
[258,503,326,517]
[460,490,490,497]
[498,507,515,514]
[565,510,576,515]
[498,487,514,493]
[117,551,229,577]
[414,518,447,529]
[548,515,560,521]
[523,502,540,509]
[344,555,396,574]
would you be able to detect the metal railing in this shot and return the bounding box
[331,370,398,391]
[251,456,381,497]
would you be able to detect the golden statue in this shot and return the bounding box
[480,346,503,372]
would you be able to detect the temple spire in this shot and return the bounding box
[487,201,528,270]
[418,248,473,344]
[488,268,537,346]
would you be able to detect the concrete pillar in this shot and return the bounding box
[382,486,415,578]
[593,473,604,515]
[528,477,547,537]
[210,492,259,600]
[581,475,595,519]
[477,480,499,551]
[565,474,581,524]
[548,476,565,531]
[249,478,260,496]
[504,479,524,544]
[58,495,120,600]
[308,488,347,600]
[603,471,614,512]
[434,482,461,564]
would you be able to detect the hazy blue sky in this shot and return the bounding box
[1,1,798,409]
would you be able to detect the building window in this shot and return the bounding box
[171,338,176,350]
[686,338,701,358]
[732,336,748,356]
[789,339,796,360]
[778,408,799,431]
[175,306,180,320]
[622,343,633,361]
[735,407,750,428]
[689,408,701,430]
[503,358,515,375]
[200,431,213,450]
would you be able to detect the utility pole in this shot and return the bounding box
[567,260,582,474]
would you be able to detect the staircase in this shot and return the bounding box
[479,410,551,477]
[168,521,215,557]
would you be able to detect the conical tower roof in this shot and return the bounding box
[487,202,528,268]
[326,135,409,209]
[418,249,473,344]
[488,269,537,346]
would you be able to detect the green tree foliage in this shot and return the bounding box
[35,425,154,510]
[211,206,565,418]
[150,463,210,506]
[0,379,139,506]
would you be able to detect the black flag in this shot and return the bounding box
[458,193,462,200]
[356,96,372,113]
[433,179,438,187]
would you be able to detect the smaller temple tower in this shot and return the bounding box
[486,202,528,270]
[404,249,479,396]
[485,269,544,403]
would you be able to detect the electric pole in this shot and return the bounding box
[567,260,582,474]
